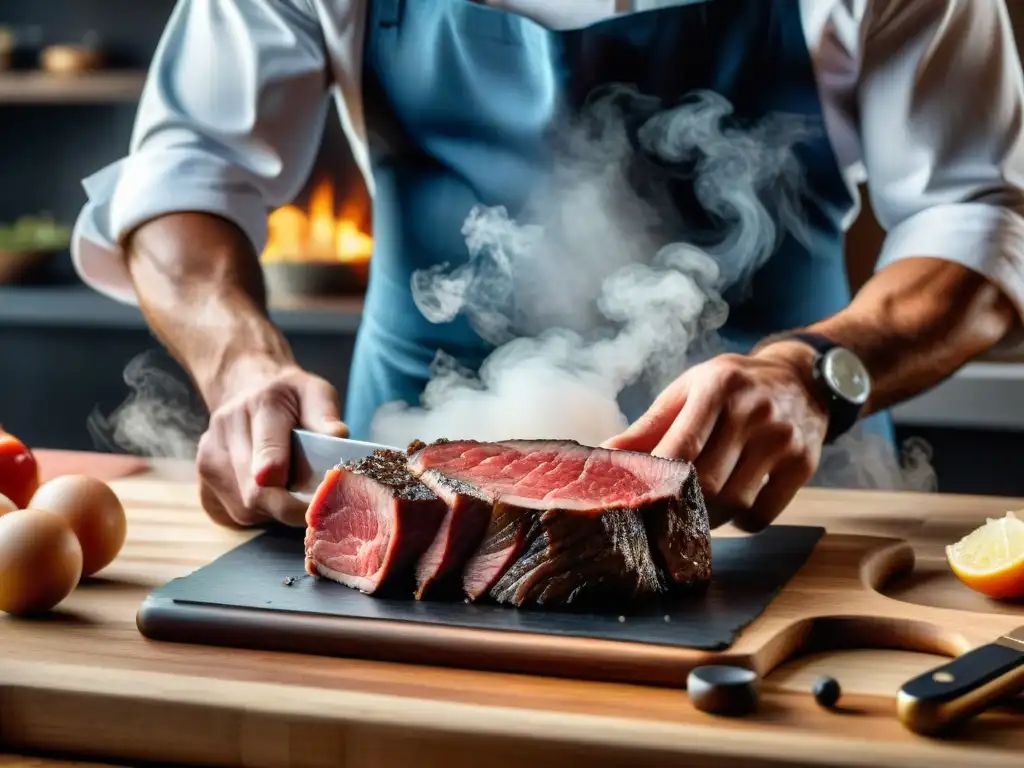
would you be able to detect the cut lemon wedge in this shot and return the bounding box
[946,510,1024,599]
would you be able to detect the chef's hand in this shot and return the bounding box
[602,344,828,532]
[195,360,348,529]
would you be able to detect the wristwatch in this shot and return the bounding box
[765,332,872,444]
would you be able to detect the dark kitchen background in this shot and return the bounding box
[1,0,1022,495]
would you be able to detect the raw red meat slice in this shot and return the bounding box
[407,439,711,607]
[304,450,447,595]
[411,483,492,599]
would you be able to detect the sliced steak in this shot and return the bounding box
[411,482,493,600]
[304,449,447,595]
[407,439,711,608]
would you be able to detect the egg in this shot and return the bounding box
[0,492,16,517]
[0,508,83,615]
[28,475,127,578]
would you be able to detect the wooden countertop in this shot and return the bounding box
[1,455,1022,768]
[0,758,118,768]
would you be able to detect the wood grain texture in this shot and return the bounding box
[0,459,1022,768]
[0,757,120,768]
[133,527,1016,689]
[136,524,827,681]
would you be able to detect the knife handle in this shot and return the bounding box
[897,641,1024,736]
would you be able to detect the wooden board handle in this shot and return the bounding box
[897,640,1024,736]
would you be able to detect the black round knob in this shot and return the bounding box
[812,675,841,708]
[687,664,759,716]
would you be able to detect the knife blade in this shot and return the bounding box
[897,625,1024,736]
[286,429,398,502]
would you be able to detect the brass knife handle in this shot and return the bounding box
[897,641,1024,736]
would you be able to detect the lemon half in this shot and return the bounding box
[946,511,1024,599]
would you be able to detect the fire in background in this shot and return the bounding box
[260,178,373,265]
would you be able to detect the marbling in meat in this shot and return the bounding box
[304,449,447,594]
[406,439,712,608]
[408,477,493,599]
[305,439,712,609]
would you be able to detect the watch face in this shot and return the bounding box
[821,347,871,405]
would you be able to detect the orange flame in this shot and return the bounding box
[261,178,373,264]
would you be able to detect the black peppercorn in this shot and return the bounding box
[812,675,841,708]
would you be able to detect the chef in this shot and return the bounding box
[72,0,1024,533]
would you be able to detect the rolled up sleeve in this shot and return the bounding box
[858,0,1024,347]
[72,0,331,304]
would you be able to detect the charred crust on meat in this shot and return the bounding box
[419,469,488,503]
[343,449,438,501]
[406,437,452,456]
[310,436,713,610]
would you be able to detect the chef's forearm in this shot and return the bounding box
[806,257,1019,414]
[123,212,297,409]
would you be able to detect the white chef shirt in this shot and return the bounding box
[72,0,1024,344]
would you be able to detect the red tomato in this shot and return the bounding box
[0,427,40,509]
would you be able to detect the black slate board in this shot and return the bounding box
[142,524,824,652]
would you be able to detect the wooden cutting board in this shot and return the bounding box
[135,520,1024,690]
[136,524,826,686]
[1,471,1023,768]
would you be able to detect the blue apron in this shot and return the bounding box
[345,0,894,451]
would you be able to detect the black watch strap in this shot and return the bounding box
[757,331,866,444]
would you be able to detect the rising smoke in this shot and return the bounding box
[87,350,205,460]
[86,87,937,494]
[371,87,938,493]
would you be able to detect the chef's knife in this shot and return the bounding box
[286,429,398,502]
[897,625,1024,736]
